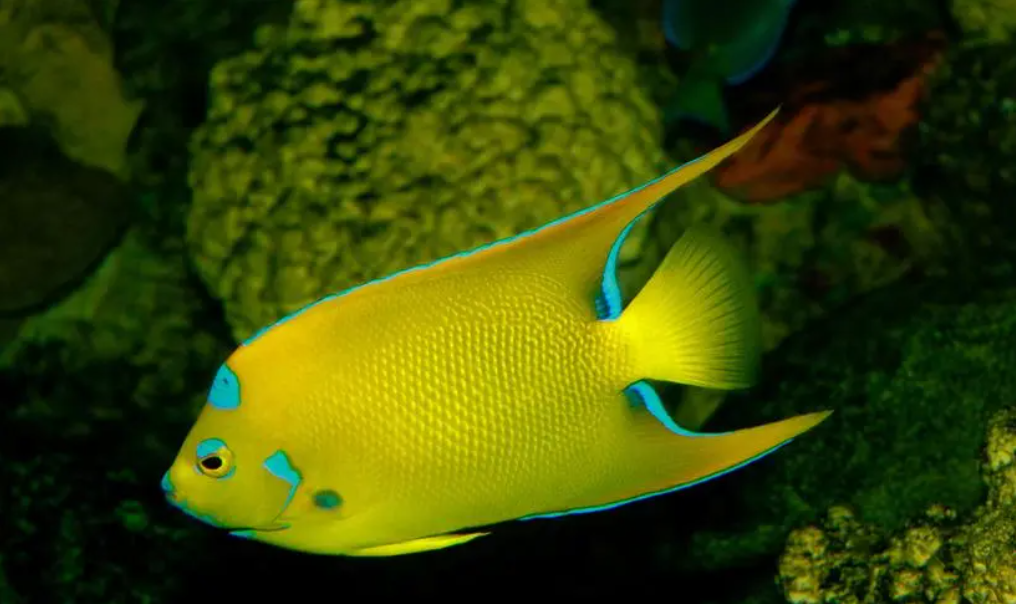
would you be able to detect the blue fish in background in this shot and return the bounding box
[662,0,797,134]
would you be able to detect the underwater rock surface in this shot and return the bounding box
[778,406,1016,604]
[187,0,667,341]
[0,0,142,177]
[665,260,1016,583]
[913,39,1016,259]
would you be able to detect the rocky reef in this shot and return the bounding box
[187,0,668,341]
[2,0,1016,602]
[779,406,1016,604]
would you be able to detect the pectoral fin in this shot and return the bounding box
[348,532,490,557]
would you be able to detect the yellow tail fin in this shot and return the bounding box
[631,409,833,496]
[618,224,761,390]
[524,408,832,519]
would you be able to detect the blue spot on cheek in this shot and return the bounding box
[264,451,302,517]
[208,364,241,410]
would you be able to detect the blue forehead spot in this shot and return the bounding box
[264,450,302,515]
[312,489,343,510]
[208,364,241,410]
[196,438,227,458]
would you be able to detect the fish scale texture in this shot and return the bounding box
[236,267,636,536]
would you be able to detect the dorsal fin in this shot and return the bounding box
[243,108,778,344]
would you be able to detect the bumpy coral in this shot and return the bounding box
[949,0,1016,43]
[778,407,1016,604]
[188,0,666,340]
[671,265,1016,575]
[912,41,1016,258]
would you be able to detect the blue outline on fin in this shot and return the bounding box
[520,380,788,520]
[208,364,241,410]
[263,450,302,517]
[241,154,708,346]
[626,380,732,438]
[595,208,656,320]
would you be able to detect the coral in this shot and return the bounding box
[0,0,143,177]
[778,406,1016,604]
[710,34,946,203]
[949,0,1016,43]
[661,262,1016,579]
[187,0,667,341]
[912,40,1016,259]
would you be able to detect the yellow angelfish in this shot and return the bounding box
[162,108,831,557]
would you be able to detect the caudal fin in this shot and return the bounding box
[617,224,761,390]
[627,408,833,498]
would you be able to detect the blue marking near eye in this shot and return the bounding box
[520,380,786,520]
[208,364,241,410]
[313,489,343,510]
[241,152,709,345]
[196,438,227,458]
[195,437,235,479]
[264,450,302,516]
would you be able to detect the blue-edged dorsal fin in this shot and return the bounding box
[243,109,777,346]
[404,107,778,307]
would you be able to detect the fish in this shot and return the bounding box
[161,107,831,557]
[662,0,797,134]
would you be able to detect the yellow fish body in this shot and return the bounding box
[163,108,830,557]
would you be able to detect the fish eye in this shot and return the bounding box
[195,439,234,479]
[201,456,223,471]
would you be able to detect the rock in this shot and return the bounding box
[187,0,667,341]
[778,406,1016,604]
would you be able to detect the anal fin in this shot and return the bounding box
[348,532,489,557]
